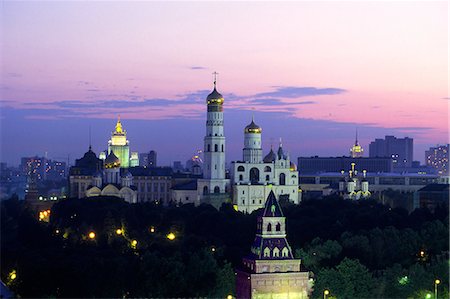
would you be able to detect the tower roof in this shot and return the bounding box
[263,147,276,163]
[262,190,284,217]
[277,141,286,160]
[244,117,262,134]
[105,151,120,168]
[206,79,224,105]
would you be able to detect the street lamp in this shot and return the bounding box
[435,279,440,299]
[426,293,432,299]
[116,228,123,235]
[167,232,176,241]
[323,289,330,299]
[88,231,96,239]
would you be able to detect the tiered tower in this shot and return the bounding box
[243,117,263,163]
[108,116,130,168]
[236,191,311,298]
[350,129,364,158]
[197,74,230,207]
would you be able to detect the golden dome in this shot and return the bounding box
[206,85,224,105]
[244,118,262,134]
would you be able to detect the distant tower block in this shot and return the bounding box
[236,191,311,298]
[350,129,364,158]
[108,116,130,168]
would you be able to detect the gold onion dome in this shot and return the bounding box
[206,84,224,105]
[245,119,262,134]
[290,161,297,171]
[105,151,120,168]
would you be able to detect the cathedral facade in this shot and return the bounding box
[231,119,300,213]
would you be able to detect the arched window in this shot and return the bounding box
[267,223,272,232]
[237,166,245,172]
[214,144,218,152]
[273,247,280,257]
[266,175,270,181]
[282,247,289,257]
[214,186,220,193]
[264,166,272,172]
[203,186,208,195]
[221,144,224,152]
[264,247,271,257]
[207,144,211,152]
[276,222,281,231]
[239,174,243,181]
[279,173,286,185]
[250,167,260,184]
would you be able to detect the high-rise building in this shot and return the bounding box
[425,144,449,175]
[148,150,157,167]
[350,130,364,158]
[108,117,139,168]
[196,78,230,207]
[236,190,311,298]
[369,135,413,168]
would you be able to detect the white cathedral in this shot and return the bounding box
[231,118,300,213]
[175,78,301,212]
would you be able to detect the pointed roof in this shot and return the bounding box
[206,79,224,104]
[263,146,276,163]
[105,151,120,168]
[115,116,123,134]
[277,140,286,160]
[262,190,284,217]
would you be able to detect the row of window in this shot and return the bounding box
[206,144,224,152]
[237,165,272,172]
[263,246,290,258]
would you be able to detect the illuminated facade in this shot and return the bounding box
[425,144,449,176]
[197,79,230,207]
[350,130,364,158]
[108,117,139,168]
[338,163,371,200]
[236,191,311,298]
[231,119,300,213]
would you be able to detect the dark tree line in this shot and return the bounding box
[1,194,448,298]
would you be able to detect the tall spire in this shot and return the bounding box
[115,115,123,134]
[355,128,359,145]
[89,125,92,151]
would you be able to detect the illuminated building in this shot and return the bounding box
[350,129,364,158]
[196,77,230,207]
[338,163,371,200]
[231,118,300,213]
[369,135,413,168]
[236,191,311,298]
[425,144,449,176]
[108,116,139,168]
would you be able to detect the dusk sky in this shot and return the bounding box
[1,1,448,166]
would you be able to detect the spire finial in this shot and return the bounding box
[212,71,219,88]
[279,137,283,147]
[355,128,359,145]
[89,125,92,151]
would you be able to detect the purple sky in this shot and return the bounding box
[1,2,448,166]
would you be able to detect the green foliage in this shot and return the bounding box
[313,258,373,299]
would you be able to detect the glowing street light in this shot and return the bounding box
[88,231,96,239]
[166,232,176,241]
[435,279,440,299]
[9,270,16,281]
[211,246,216,252]
[227,295,233,299]
[149,226,155,233]
[323,289,330,299]
[425,293,432,299]
[116,228,123,235]
[131,239,138,249]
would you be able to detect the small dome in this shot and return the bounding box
[105,151,120,168]
[206,86,224,105]
[244,119,262,134]
[121,171,132,178]
[263,148,276,163]
[83,146,97,160]
[289,162,297,171]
